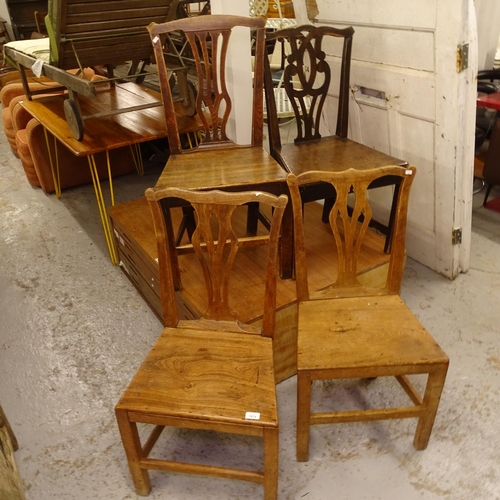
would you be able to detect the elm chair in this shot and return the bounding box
[115,186,287,499]
[148,15,291,276]
[286,166,449,462]
[264,25,407,235]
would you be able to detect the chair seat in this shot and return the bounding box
[155,146,287,191]
[117,328,278,428]
[279,136,404,176]
[297,295,448,373]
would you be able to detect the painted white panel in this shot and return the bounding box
[354,28,434,72]
[349,61,437,126]
[398,114,435,234]
[352,102,391,154]
[210,0,253,145]
[299,0,477,278]
[323,27,434,72]
[310,0,437,29]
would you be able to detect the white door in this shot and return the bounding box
[293,0,477,279]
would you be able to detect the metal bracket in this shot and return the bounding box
[457,43,469,72]
[452,228,462,245]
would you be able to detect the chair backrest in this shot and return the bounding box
[482,119,500,186]
[264,24,354,152]
[287,166,416,301]
[46,0,171,69]
[34,11,47,35]
[149,15,266,155]
[145,186,288,337]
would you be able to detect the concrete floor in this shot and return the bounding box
[1,127,500,500]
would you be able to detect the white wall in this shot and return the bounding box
[0,0,14,40]
[209,0,253,145]
[474,0,500,69]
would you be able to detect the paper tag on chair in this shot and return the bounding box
[245,412,261,420]
[31,58,44,78]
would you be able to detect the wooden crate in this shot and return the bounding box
[108,198,391,383]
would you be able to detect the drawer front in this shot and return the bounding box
[112,222,199,324]
[118,249,163,321]
[112,225,159,283]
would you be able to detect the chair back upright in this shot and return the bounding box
[145,186,288,337]
[264,24,354,154]
[287,166,416,302]
[149,15,267,154]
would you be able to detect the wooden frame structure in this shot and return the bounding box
[3,0,199,140]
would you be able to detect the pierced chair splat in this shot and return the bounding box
[148,14,292,278]
[115,187,288,499]
[264,24,407,244]
[286,166,449,462]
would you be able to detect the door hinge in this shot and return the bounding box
[452,228,462,245]
[457,43,469,72]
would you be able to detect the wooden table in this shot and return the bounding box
[20,82,203,265]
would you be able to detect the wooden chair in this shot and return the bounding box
[115,187,288,499]
[148,14,291,277]
[286,166,449,462]
[264,25,407,235]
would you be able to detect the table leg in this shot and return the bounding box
[130,144,144,176]
[43,128,61,199]
[88,152,119,265]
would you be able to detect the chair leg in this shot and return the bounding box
[483,183,493,206]
[247,201,260,235]
[0,404,18,451]
[115,409,151,496]
[321,198,334,223]
[413,363,449,450]
[263,427,279,500]
[296,371,312,462]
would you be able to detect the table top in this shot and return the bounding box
[20,82,202,157]
[477,92,500,111]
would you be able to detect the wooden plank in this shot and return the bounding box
[49,0,171,69]
[65,9,169,25]
[62,20,165,36]
[67,0,170,14]
[59,34,151,50]
[4,49,96,97]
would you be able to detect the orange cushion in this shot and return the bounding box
[16,128,41,187]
